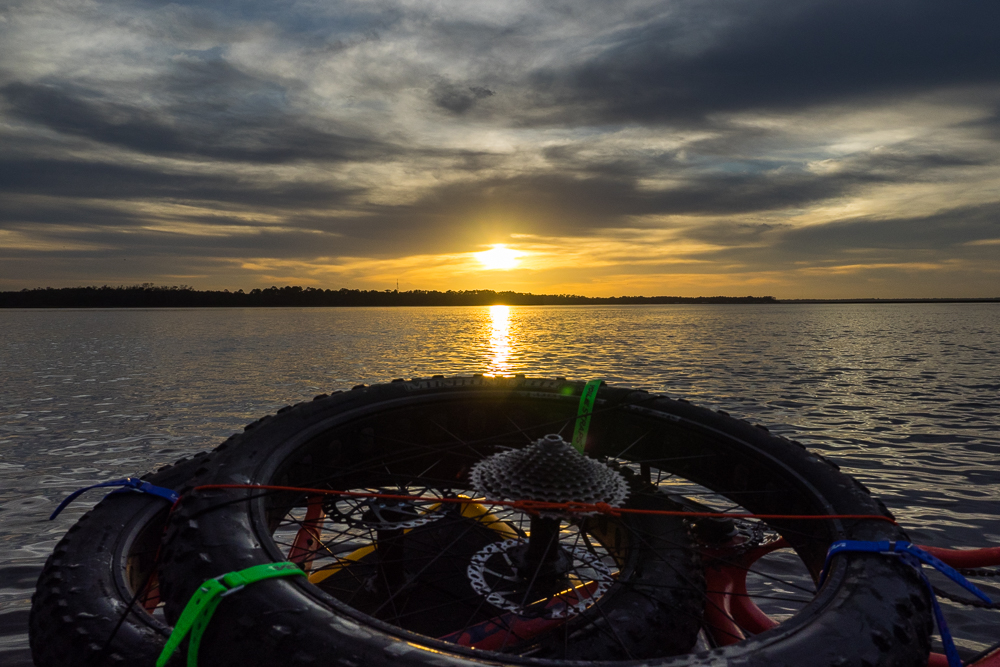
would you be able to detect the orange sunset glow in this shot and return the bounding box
[1,3,997,298]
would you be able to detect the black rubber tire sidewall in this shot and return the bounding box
[158,378,933,667]
[29,454,209,667]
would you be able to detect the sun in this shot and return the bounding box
[475,244,521,270]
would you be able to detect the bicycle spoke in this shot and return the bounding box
[258,394,847,660]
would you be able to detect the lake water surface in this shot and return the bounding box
[2,304,998,663]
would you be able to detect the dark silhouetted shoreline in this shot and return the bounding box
[2,285,997,308]
[0,285,778,308]
[778,299,1000,304]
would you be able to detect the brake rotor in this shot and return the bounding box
[467,538,615,619]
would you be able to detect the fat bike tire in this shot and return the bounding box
[157,377,933,667]
[29,453,210,667]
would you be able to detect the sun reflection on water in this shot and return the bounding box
[484,305,512,377]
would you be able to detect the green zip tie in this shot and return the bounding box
[156,562,305,667]
[571,379,603,453]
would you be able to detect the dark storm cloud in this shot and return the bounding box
[0,195,330,239]
[2,225,346,259]
[543,129,991,187]
[962,105,1000,141]
[0,158,358,210]
[668,221,789,249]
[835,150,988,176]
[526,0,1000,125]
[431,82,496,115]
[395,147,980,227]
[778,203,1000,255]
[0,198,351,264]
[665,203,1000,275]
[1,75,386,164]
[0,197,153,229]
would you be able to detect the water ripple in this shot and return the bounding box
[0,304,997,661]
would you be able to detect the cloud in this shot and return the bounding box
[777,203,1000,255]
[0,158,360,209]
[1,78,389,164]
[665,203,1000,280]
[0,0,998,295]
[431,82,495,114]
[523,0,1000,126]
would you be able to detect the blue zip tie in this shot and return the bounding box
[820,540,995,667]
[49,477,180,520]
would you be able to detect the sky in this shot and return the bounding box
[1,0,998,298]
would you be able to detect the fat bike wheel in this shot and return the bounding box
[158,377,933,667]
[29,452,210,666]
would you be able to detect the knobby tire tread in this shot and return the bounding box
[154,377,932,667]
[29,453,210,667]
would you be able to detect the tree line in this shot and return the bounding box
[0,284,778,308]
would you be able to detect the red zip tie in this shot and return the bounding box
[189,484,898,525]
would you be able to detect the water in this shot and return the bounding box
[2,304,998,663]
